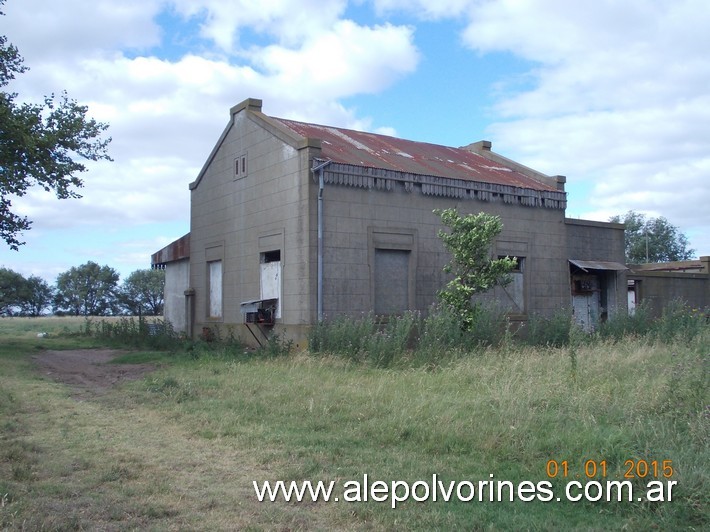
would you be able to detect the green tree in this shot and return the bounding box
[0,0,112,250]
[0,265,23,315]
[609,210,695,263]
[54,261,120,316]
[18,274,53,316]
[120,268,165,316]
[434,208,516,329]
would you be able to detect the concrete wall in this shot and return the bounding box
[565,218,625,263]
[163,259,189,333]
[316,171,571,322]
[629,270,709,317]
[189,103,313,347]
[565,218,628,323]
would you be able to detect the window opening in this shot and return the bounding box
[498,256,525,313]
[262,250,281,263]
[235,153,248,178]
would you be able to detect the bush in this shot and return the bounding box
[417,304,467,353]
[466,302,509,348]
[308,313,376,361]
[523,309,573,347]
[656,300,707,342]
[309,312,419,367]
[365,311,419,367]
[597,300,654,341]
[258,330,294,358]
[418,302,508,354]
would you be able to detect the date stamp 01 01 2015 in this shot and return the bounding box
[546,458,675,480]
[546,458,677,502]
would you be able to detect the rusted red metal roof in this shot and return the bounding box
[151,233,190,266]
[273,118,558,192]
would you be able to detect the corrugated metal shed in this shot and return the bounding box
[273,118,558,192]
[151,233,190,267]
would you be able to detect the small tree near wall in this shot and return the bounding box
[434,208,516,329]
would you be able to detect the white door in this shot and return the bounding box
[260,261,281,319]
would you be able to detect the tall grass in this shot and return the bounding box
[309,312,419,367]
[1,313,707,529]
[128,331,709,528]
[310,304,510,367]
[79,316,184,351]
[309,301,708,369]
[522,308,574,347]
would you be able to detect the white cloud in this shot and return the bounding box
[3,0,708,268]
[452,0,710,253]
[4,0,419,240]
[170,0,350,51]
[14,156,193,229]
[3,0,164,58]
[252,20,418,100]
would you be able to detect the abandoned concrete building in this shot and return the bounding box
[152,98,631,345]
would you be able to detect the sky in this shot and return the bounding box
[2,0,709,284]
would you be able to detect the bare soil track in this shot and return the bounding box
[32,349,157,398]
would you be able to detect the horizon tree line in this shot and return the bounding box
[0,261,164,317]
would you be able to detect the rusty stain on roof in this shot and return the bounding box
[151,233,190,266]
[273,118,558,192]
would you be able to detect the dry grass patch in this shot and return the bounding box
[0,353,354,531]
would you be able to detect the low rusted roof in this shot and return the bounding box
[273,118,558,192]
[151,233,190,266]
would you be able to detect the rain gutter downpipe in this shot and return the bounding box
[312,159,332,322]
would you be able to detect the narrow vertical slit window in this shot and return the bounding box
[235,153,247,179]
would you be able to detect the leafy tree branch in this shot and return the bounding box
[1,0,112,249]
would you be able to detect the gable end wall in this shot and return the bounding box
[189,109,315,343]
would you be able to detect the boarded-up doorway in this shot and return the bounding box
[260,250,281,319]
[571,274,600,332]
[569,259,627,332]
[374,249,410,315]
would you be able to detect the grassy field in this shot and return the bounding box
[0,316,707,530]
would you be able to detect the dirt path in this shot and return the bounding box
[32,349,157,398]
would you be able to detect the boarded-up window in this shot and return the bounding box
[208,260,222,318]
[498,256,525,313]
[260,251,281,319]
[374,249,409,315]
